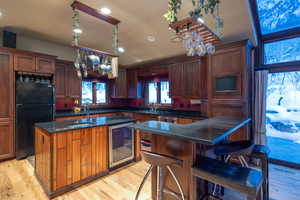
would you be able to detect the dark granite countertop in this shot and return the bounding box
[35,116,137,133]
[55,107,205,120]
[129,116,251,145]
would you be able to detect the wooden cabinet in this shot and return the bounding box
[54,63,65,97]
[183,60,202,98]
[169,60,203,98]
[169,63,184,98]
[55,60,81,98]
[111,68,127,98]
[209,45,245,99]
[35,126,108,197]
[36,56,55,74]
[65,64,81,98]
[207,41,253,141]
[127,69,141,98]
[14,53,55,74]
[0,50,14,160]
[14,54,36,72]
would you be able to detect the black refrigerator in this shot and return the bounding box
[16,82,55,159]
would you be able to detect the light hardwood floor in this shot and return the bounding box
[0,159,299,200]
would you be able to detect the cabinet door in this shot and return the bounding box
[65,65,81,98]
[0,122,13,160]
[92,126,108,174]
[183,60,201,98]
[54,64,66,97]
[169,63,184,97]
[0,51,14,160]
[14,54,36,72]
[127,69,139,98]
[36,57,55,74]
[80,129,93,179]
[112,68,127,98]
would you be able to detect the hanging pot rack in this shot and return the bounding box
[73,45,118,58]
[70,1,121,79]
[71,0,120,57]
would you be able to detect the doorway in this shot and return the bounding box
[266,71,300,167]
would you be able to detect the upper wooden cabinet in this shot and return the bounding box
[208,41,251,100]
[54,63,65,97]
[111,68,127,98]
[127,68,141,98]
[169,63,184,98]
[65,65,81,98]
[169,59,203,99]
[13,51,55,74]
[36,57,55,74]
[55,60,81,98]
[0,49,14,160]
[14,54,36,72]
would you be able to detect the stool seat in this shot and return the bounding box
[192,157,263,199]
[214,140,254,156]
[141,151,182,167]
[251,144,270,159]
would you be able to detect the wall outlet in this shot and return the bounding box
[190,99,201,104]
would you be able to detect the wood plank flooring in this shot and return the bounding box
[0,159,299,200]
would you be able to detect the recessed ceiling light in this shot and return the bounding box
[100,7,111,15]
[73,28,82,34]
[147,36,156,42]
[197,17,204,24]
[0,11,3,18]
[118,47,125,53]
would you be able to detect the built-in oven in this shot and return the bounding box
[109,123,135,169]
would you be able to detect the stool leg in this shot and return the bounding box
[135,165,154,200]
[167,166,185,200]
[157,167,165,200]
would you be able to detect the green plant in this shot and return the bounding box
[189,0,220,19]
[164,0,182,24]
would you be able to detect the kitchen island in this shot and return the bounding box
[130,116,251,200]
[34,116,138,198]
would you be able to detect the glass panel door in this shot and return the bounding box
[266,71,300,166]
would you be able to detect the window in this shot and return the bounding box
[148,82,158,104]
[160,81,172,104]
[82,81,93,104]
[148,81,171,105]
[264,37,300,64]
[266,71,300,165]
[96,82,107,104]
[256,0,300,35]
[81,81,107,104]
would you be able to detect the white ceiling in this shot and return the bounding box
[0,0,255,66]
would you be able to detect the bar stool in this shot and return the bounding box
[214,140,255,167]
[211,140,255,197]
[135,150,185,200]
[191,157,263,200]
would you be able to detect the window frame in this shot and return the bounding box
[249,0,300,70]
[81,80,108,105]
[146,79,172,106]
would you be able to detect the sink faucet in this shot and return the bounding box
[83,104,90,119]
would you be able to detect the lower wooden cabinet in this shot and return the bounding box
[0,121,14,160]
[35,126,108,197]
